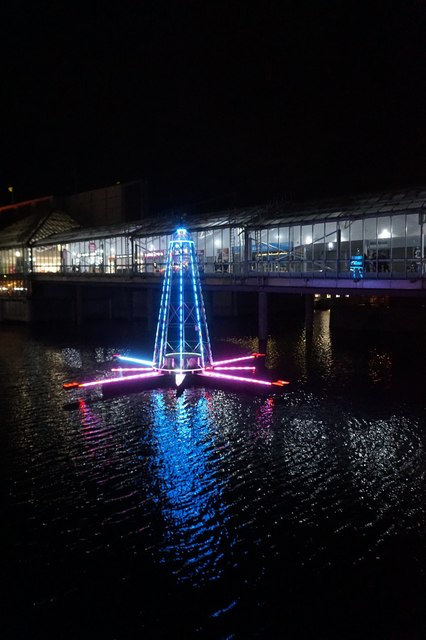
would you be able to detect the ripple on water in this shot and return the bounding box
[2,327,426,637]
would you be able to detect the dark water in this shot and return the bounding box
[2,312,426,639]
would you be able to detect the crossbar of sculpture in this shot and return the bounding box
[63,228,289,392]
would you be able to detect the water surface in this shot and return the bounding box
[2,312,426,639]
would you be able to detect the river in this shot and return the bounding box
[2,310,426,639]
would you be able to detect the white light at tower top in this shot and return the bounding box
[176,227,189,238]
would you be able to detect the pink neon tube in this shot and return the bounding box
[211,355,259,366]
[111,367,154,372]
[200,370,274,387]
[213,366,256,371]
[79,371,163,388]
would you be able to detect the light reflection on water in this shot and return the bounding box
[147,390,228,583]
[1,313,426,638]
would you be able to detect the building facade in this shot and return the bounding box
[1,188,425,302]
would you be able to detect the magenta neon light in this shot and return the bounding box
[199,370,274,386]
[79,371,162,388]
[213,366,256,371]
[111,367,154,372]
[211,355,258,366]
[158,367,203,373]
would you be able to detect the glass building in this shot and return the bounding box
[1,189,425,298]
[29,190,426,281]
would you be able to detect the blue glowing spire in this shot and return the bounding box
[152,228,213,375]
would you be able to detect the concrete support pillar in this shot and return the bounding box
[26,297,33,322]
[146,288,155,332]
[258,291,268,341]
[232,291,238,317]
[203,289,212,323]
[127,289,134,321]
[305,293,314,333]
[75,285,82,325]
[107,298,113,321]
[257,291,268,366]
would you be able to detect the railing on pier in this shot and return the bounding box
[1,256,425,299]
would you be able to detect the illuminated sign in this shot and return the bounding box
[349,254,364,279]
[144,250,164,259]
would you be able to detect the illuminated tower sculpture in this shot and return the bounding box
[64,227,289,393]
[152,227,213,386]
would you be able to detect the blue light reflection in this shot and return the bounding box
[148,389,228,583]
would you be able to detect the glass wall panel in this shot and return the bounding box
[132,235,166,273]
[278,226,290,272]
[313,222,325,271]
[195,229,231,273]
[104,237,119,273]
[223,228,231,270]
[33,244,62,272]
[406,213,422,274]
[195,231,206,273]
[205,230,215,272]
[257,229,269,271]
[390,214,406,274]
[325,222,338,272]
[349,219,363,251]
[302,224,313,271]
[364,218,378,273]
[213,229,229,272]
[230,227,243,273]
[375,217,391,273]
[288,225,301,272]
[0,247,29,295]
[0,249,16,274]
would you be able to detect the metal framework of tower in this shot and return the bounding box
[152,228,213,374]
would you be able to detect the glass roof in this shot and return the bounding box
[0,209,78,248]
[5,186,425,247]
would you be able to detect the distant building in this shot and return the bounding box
[54,179,149,227]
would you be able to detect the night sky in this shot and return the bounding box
[1,0,425,212]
